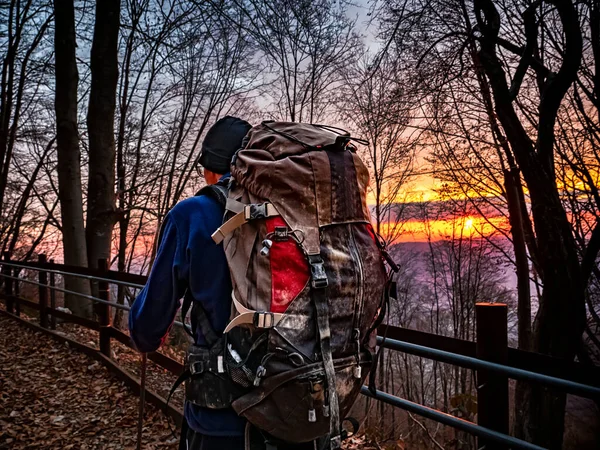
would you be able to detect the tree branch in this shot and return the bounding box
[509,1,542,99]
[407,412,445,450]
[536,0,583,169]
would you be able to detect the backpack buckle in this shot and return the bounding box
[330,435,342,449]
[254,312,275,328]
[190,361,207,375]
[245,203,267,220]
[308,255,328,289]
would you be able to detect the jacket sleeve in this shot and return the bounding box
[128,215,186,353]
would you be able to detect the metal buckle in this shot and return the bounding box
[330,435,342,449]
[273,226,288,242]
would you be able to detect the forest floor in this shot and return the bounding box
[0,311,374,450]
[0,313,179,449]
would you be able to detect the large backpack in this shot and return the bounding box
[182,121,394,449]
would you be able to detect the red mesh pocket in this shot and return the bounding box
[266,217,310,313]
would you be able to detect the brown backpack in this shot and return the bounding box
[204,121,394,448]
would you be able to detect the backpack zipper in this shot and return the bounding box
[348,224,365,379]
[348,224,365,329]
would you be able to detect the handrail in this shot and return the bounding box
[0,269,188,329]
[378,323,600,387]
[378,336,600,400]
[0,260,145,289]
[0,272,131,311]
[361,387,546,450]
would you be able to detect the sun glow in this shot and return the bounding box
[378,215,509,243]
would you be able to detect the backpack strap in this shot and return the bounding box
[307,254,341,450]
[195,179,229,207]
[211,202,279,244]
[179,180,230,345]
[180,292,220,347]
[224,292,285,333]
[196,178,281,245]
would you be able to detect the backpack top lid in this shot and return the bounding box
[230,121,371,255]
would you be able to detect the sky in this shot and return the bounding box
[342,1,514,243]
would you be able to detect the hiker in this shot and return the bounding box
[130,119,394,450]
[129,116,252,450]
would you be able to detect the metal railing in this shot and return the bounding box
[0,255,188,327]
[1,254,599,450]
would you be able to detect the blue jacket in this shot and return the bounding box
[128,180,245,436]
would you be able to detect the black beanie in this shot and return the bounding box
[198,116,252,174]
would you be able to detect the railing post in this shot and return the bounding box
[98,258,111,357]
[14,267,20,316]
[3,251,14,314]
[38,254,49,328]
[49,259,57,330]
[476,302,508,450]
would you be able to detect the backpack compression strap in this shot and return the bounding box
[308,254,342,449]
[212,200,280,244]
[223,292,285,332]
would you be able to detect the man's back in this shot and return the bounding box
[130,116,252,450]
[129,189,245,436]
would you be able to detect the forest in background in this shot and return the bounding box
[0,0,599,448]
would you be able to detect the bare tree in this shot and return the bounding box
[86,0,120,278]
[340,54,416,244]
[376,0,599,445]
[203,0,361,122]
[0,0,53,219]
[473,1,595,446]
[53,0,91,317]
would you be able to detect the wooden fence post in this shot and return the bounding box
[49,259,57,330]
[3,252,14,314]
[38,254,49,328]
[98,258,111,357]
[476,302,509,450]
[14,267,20,316]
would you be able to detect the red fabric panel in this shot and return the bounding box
[266,217,310,313]
[367,224,377,242]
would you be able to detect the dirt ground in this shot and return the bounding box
[0,314,179,449]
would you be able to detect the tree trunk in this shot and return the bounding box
[504,168,534,439]
[53,0,92,318]
[85,0,120,284]
[473,0,586,447]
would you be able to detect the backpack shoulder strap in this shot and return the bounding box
[181,292,219,346]
[195,178,229,208]
[182,178,229,346]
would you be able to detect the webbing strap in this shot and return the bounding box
[309,254,341,449]
[212,203,279,244]
[181,292,219,347]
[226,198,246,214]
[166,368,190,412]
[224,293,285,333]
